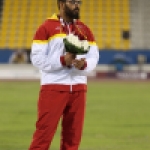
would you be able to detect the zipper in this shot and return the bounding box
[67,24,71,34]
[70,84,72,93]
[67,23,72,93]
[70,71,72,93]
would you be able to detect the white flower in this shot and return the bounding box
[65,33,90,53]
[66,34,81,47]
[74,40,82,48]
[66,34,74,43]
[81,40,89,51]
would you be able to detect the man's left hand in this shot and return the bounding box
[72,58,86,70]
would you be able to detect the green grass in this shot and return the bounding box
[0,80,150,150]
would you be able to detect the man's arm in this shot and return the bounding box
[31,24,75,72]
[71,44,99,76]
[71,23,99,75]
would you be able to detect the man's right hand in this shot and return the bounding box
[64,52,76,67]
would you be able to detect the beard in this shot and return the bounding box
[64,4,80,19]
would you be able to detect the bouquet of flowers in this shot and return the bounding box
[63,33,90,55]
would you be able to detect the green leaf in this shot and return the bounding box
[63,39,88,55]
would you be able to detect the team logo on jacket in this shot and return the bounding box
[55,26,61,30]
[76,25,83,29]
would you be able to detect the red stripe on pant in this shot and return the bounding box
[29,87,86,150]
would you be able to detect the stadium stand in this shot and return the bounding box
[1,0,150,64]
[80,0,130,50]
[0,0,130,50]
[0,0,3,23]
[130,0,150,49]
[0,0,150,80]
[0,0,58,49]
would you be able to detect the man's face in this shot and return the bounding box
[64,0,81,19]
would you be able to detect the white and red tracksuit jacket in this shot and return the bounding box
[31,14,99,91]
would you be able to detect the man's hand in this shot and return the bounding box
[72,58,86,70]
[64,52,76,67]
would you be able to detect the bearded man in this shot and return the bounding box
[28,0,99,150]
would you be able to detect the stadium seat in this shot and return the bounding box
[0,0,130,50]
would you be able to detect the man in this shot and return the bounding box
[9,49,28,64]
[29,0,99,149]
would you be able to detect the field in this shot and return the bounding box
[0,80,150,150]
